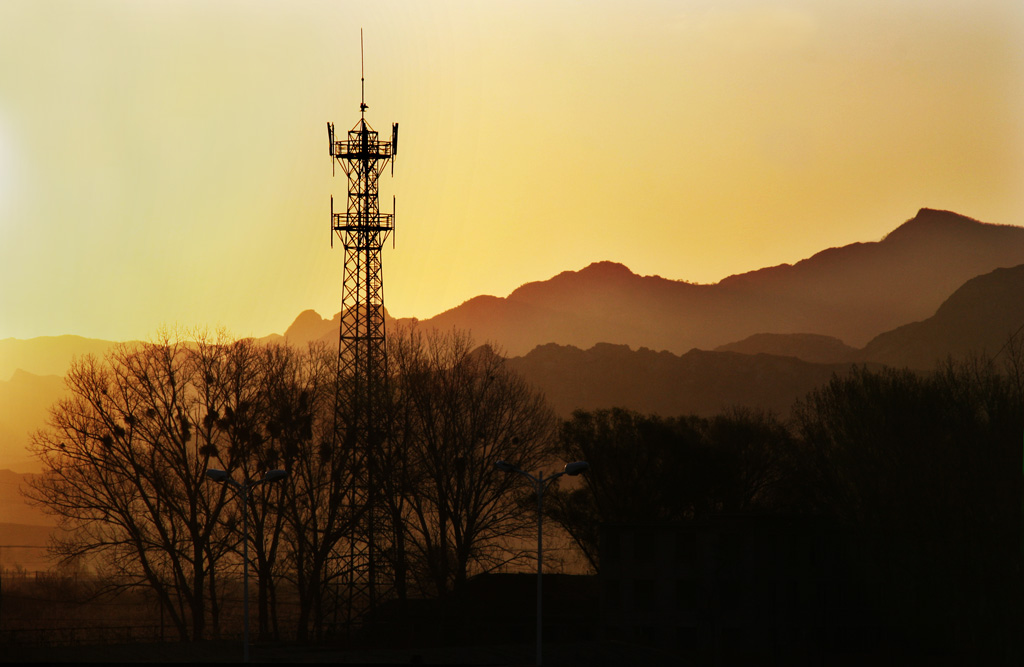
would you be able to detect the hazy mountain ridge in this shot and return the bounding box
[504,261,1024,417]
[505,260,1020,418]
[0,371,65,474]
[0,468,56,527]
[283,309,341,344]
[715,333,859,364]
[0,468,58,564]
[282,308,405,348]
[4,256,1016,472]
[0,335,123,382]
[505,343,874,418]
[3,208,1023,473]
[265,209,1024,356]
[859,263,1024,369]
[417,209,1024,355]
[719,263,1024,369]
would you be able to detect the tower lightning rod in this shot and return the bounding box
[360,28,366,116]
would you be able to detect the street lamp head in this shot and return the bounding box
[562,461,590,476]
[495,460,516,473]
[205,468,230,483]
[263,469,288,484]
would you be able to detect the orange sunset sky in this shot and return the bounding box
[1,0,1023,342]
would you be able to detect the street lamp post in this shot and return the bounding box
[205,468,288,663]
[495,460,589,667]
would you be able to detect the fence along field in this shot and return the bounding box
[0,527,307,647]
[0,562,320,647]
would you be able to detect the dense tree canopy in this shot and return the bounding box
[793,358,1024,650]
[548,352,1024,656]
[547,407,794,571]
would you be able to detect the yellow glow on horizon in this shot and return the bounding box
[0,0,1022,341]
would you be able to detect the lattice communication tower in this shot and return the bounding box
[326,35,398,620]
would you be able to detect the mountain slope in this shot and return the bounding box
[4,208,1022,472]
[711,263,1024,369]
[0,370,66,473]
[279,309,402,349]
[0,469,56,526]
[715,333,859,364]
[859,264,1024,369]
[503,264,1024,417]
[418,209,1024,356]
[0,335,122,382]
[505,343,873,418]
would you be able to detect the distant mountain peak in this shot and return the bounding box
[283,309,331,341]
[916,207,976,221]
[882,208,987,242]
[578,261,635,276]
[8,368,61,382]
[572,261,682,284]
[287,309,327,328]
[532,262,637,288]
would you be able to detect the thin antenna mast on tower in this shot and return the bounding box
[326,29,399,628]
[360,28,367,115]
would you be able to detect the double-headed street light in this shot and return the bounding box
[205,468,288,663]
[495,460,589,667]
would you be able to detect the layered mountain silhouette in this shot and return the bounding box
[505,343,876,418]
[0,370,65,473]
[717,263,1024,370]
[3,208,1023,468]
[715,333,859,364]
[281,309,400,348]
[504,266,1024,418]
[0,335,121,383]
[0,469,54,526]
[281,209,1024,356]
[504,262,1024,417]
[859,263,1024,369]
